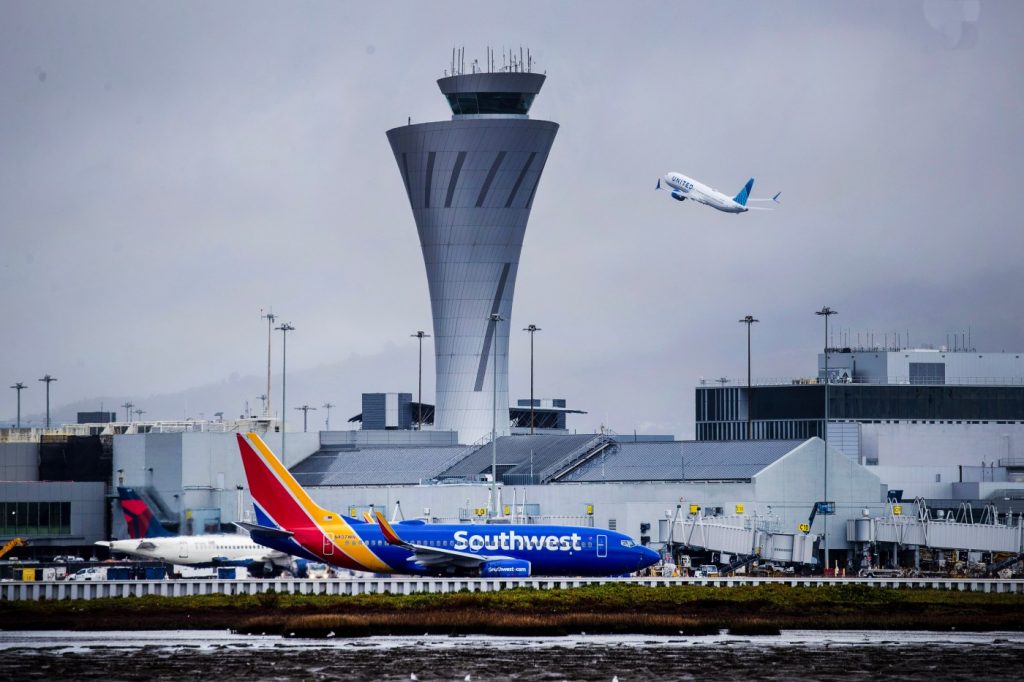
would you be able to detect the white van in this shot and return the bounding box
[67,566,106,581]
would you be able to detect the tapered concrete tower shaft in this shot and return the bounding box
[387,71,558,444]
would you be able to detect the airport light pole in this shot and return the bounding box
[39,374,57,428]
[738,316,759,440]
[489,313,504,517]
[10,382,26,428]
[523,324,541,434]
[276,322,295,460]
[322,402,334,431]
[295,405,316,432]
[411,331,430,430]
[815,306,838,574]
[121,401,134,423]
[261,310,277,417]
[134,409,145,422]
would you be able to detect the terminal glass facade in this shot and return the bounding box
[696,384,1024,441]
[0,501,71,536]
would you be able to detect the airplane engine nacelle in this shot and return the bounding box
[290,558,311,578]
[479,559,531,578]
[670,190,686,201]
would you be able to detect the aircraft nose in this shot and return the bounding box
[639,546,660,569]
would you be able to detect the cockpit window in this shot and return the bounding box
[620,539,636,548]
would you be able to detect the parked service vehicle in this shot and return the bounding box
[67,566,106,581]
[699,564,721,577]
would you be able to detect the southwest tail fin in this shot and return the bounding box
[117,487,174,539]
[733,178,755,206]
[236,432,341,532]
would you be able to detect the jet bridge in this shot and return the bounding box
[659,506,818,565]
[848,500,1024,554]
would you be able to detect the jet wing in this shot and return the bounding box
[374,512,490,570]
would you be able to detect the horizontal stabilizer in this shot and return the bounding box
[234,521,294,540]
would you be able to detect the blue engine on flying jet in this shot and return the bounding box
[479,559,531,577]
[671,190,686,201]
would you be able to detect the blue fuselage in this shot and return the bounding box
[254,520,660,577]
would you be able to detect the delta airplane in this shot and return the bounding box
[656,172,780,213]
[236,432,661,577]
[94,487,292,574]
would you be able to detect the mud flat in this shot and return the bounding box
[2,630,1023,681]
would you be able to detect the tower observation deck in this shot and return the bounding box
[386,60,558,444]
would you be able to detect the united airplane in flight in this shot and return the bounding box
[236,432,660,577]
[657,172,780,213]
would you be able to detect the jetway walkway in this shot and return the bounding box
[660,510,818,565]
[848,500,1024,554]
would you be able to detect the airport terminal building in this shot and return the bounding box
[2,58,1021,572]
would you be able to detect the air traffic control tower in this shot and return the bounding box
[387,61,558,444]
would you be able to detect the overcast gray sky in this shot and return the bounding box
[2,1,1022,437]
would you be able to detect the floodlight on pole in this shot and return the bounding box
[121,401,134,423]
[295,404,316,432]
[489,313,504,517]
[322,402,335,431]
[523,324,541,434]
[134,409,145,421]
[276,322,295,460]
[715,377,730,387]
[39,374,57,428]
[261,309,277,417]
[738,316,759,440]
[256,394,268,416]
[815,305,838,573]
[411,331,431,430]
[10,383,27,428]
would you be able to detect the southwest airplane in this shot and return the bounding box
[656,172,780,213]
[236,432,661,577]
[94,487,292,573]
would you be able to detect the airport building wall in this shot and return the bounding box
[110,431,319,537]
[309,440,885,552]
[819,349,1024,384]
[0,481,105,548]
[0,443,39,481]
[751,440,884,555]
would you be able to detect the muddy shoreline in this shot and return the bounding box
[4,631,1024,682]
[4,583,1022,636]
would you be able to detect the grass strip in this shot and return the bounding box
[3,583,1021,635]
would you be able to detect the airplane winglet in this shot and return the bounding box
[374,511,406,546]
[362,511,374,523]
[772,191,782,203]
[656,178,661,190]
